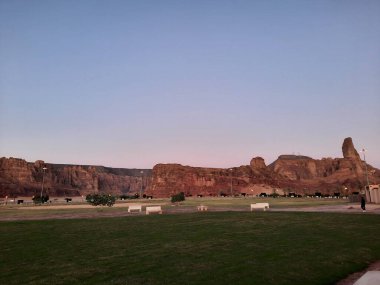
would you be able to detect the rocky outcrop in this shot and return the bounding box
[1,138,379,198]
[145,138,380,197]
[147,164,258,197]
[0,158,151,197]
[250,157,266,172]
[342,137,361,160]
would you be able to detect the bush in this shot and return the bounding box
[171,192,185,203]
[86,194,116,207]
[32,194,49,204]
[119,194,140,200]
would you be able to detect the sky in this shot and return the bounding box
[0,0,379,169]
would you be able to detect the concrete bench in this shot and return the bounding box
[146,206,163,215]
[128,205,142,213]
[251,203,269,211]
[197,205,208,211]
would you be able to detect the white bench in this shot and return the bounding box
[128,205,142,213]
[146,206,163,215]
[251,203,269,211]
[197,205,208,211]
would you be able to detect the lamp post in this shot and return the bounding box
[40,167,47,204]
[229,168,233,197]
[140,170,144,199]
[344,186,348,197]
[360,149,370,191]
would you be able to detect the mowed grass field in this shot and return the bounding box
[0,197,350,220]
[1,211,380,285]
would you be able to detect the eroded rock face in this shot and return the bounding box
[269,155,317,180]
[0,157,151,197]
[146,138,380,197]
[250,157,266,170]
[342,137,361,160]
[1,138,379,198]
[146,164,258,197]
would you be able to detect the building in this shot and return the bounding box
[365,185,380,204]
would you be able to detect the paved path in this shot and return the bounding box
[337,261,380,285]
[271,204,380,214]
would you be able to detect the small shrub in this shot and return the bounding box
[86,194,116,207]
[171,192,185,203]
[119,194,139,200]
[119,195,128,200]
[32,194,49,204]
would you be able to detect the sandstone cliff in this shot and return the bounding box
[1,138,379,198]
[145,138,380,197]
[0,158,151,197]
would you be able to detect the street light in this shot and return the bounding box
[229,168,233,197]
[40,167,47,204]
[140,170,144,199]
[360,148,370,191]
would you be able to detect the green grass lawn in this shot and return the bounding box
[1,212,380,285]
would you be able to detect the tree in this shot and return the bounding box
[32,194,49,204]
[171,192,185,203]
[86,194,116,207]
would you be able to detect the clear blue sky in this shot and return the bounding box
[1,0,379,169]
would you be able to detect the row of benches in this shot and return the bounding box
[128,205,163,215]
[128,203,270,215]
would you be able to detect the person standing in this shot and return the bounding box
[361,196,366,212]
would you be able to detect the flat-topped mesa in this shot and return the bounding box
[277,155,313,160]
[269,155,318,181]
[342,137,361,160]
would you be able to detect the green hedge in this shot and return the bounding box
[32,194,49,204]
[86,194,116,207]
[171,192,185,203]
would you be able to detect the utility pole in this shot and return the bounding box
[40,167,47,203]
[229,168,233,196]
[360,149,370,191]
[140,170,144,199]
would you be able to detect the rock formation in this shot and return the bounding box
[1,138,379,198]
[145,138,380,197]
[250,157,267,172]
[0,157,151,197]
[147,163,255,197]
[342,137,361,160]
